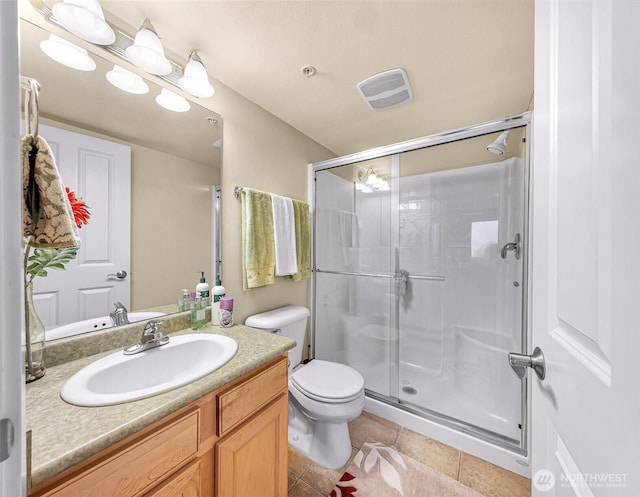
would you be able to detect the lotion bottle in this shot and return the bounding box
[211,273,226,325]
[196,272,210,306]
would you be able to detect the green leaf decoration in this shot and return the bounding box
[27,247,78,279]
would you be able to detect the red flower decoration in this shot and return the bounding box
[329,472,357,497]
[65,187,90,229]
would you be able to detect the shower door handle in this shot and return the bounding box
[501,233,521,260]
[508,347,545,380]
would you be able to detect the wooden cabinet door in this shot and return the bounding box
[215,395,288,497]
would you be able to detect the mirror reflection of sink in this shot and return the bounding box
[46,312,165,341]
[61,334,238,407]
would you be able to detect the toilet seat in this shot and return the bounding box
[290,360,364,404]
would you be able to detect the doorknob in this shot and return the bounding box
[508,346,545,380]
[501,233,521,260]
[107,270,127,279]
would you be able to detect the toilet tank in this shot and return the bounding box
[245,305,309,367]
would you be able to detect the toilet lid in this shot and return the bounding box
[290,360,364,401]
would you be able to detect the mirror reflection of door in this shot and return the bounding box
[33,123,131,328]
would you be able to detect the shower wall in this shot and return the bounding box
[314,155,526,447]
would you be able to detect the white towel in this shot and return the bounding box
[271,194,298,276]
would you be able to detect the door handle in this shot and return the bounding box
[508,346,545,380]
[107,270,127,280]
[501,233,521,260]
[0,418,15,463]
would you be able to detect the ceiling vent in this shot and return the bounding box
[357,68,413,111]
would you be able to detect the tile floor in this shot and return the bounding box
[287,412,531,497]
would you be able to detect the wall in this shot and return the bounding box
[39,118,220,311]
[130,146,219,309]
[211,86,335,323]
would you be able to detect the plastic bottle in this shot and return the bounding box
[196,272,210,306]
[178,289,190,312]
[190,297,206,330]
[211,273,226,325]
[219,296,234,328]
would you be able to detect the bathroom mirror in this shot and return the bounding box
[19,19,223,339]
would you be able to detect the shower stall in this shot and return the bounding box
[311,114,531,476]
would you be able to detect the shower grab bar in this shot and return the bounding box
[315,269,445,281]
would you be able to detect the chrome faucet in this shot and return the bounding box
[123,319,169,355]
[110,302,130,326]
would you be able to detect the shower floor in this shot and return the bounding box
[361,361,521,442]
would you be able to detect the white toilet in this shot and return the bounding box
[245,305,365,469]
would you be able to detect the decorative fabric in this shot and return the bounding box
[289,198,310,282]
[241,188,275,289]
[328,440,485,497]
[22,134,79,249]
[271,193,298,276]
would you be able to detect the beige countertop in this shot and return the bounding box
[26,322,294,488]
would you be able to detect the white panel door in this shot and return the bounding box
[32,124,131,327]
[531,0,640,495]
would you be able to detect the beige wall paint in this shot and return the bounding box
[130,146,219,310]
[211,87,335,324]
[40,117,220,311]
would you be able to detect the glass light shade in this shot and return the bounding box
[366,172,378,186]
[52,0,115,45]
[106,65,149,94]
[40,34,96,71]
[126,23,172,76]
[355,182,373,193]
[178,57,215,98]
[156,88,190,112]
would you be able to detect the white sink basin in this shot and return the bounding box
[61,334,238,407]
[46,312,165,341]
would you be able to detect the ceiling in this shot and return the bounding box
[25,0,534,159]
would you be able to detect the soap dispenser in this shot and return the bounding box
[196,272,210,306]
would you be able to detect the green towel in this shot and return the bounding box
[241,188,275,289]
[290,199,310,282]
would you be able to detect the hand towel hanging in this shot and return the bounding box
[22,134,80,249]
[289,199,310,281]
[271,193,298,276]
[241,188,275,289]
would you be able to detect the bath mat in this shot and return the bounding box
[328,440,484,497]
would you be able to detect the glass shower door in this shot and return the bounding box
[395,130,527,446]
[314,158,397,398]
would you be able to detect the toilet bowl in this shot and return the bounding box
[245,305,365,469]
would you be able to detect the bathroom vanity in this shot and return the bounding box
[25,319,294,497]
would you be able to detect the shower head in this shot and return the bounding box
[486,130,510,155]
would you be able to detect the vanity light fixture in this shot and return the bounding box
[126,18,172,76]
[52,0,116,45]
[106,64,149,94]
[40,34,96,71]
[486,130,510,155]
[156,88,190,112]
[178,50,215,98]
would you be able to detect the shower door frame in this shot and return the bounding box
[310,112,532,454]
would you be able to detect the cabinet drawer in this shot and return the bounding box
[45,409,199,497]
[146,460,201,497]
[217,358,287,436]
